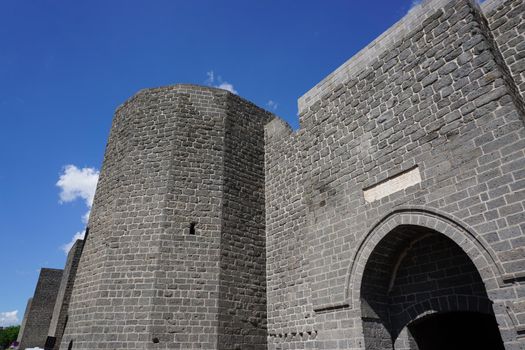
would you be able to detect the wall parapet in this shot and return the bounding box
[298,0,460,115]
[298,0,514,117]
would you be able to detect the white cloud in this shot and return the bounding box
[216,82,238,94]
[57,165,99,208]
[61,230,86,255]
[0,310,18,327]
[82,210,91,224]
[267,100,278,111]
[409,0,422,10]
[57,164,98,254]
[205,70,215,86]
[205,70,238,94]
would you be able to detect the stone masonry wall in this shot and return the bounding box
[61,85,273,350]
[483,0,525,101]
[217,95,272,349]
[16,298,32,344]
[46,0,525,348]
[264,120,315,348]
[265,0,525,348]
[48,239,84,350]
[131,86,226,350]
[19,269,63,350]
[59,86,156,350]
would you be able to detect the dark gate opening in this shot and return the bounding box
[360,224,504,350]
[408,312,504,350]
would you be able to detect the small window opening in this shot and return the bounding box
[68,340,74,350]
[189,222,196,235]
[44,336,56,350]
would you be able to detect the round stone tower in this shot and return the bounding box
[60,85,274,350]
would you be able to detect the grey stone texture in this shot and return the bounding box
[36,0,524,348]
[265,0,525,348]
[483,0,525,100]
[18,269,63,350]
[59,85,273,350]
[16,298,32,344]
[47,239,84,350]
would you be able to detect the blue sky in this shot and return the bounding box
[0,0,423,326]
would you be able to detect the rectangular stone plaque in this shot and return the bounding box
[363,167,421,203]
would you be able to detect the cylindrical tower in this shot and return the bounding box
[60,85,274,350]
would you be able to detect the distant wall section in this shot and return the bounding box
[16,298,32,344]
[47,239,84,350]
[18,269,63,350]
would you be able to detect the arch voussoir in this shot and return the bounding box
[353,209,508,350]
[347,209,504,309]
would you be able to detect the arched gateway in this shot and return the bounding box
[350,210,507,349]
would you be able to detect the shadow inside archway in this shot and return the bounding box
[360,224,504,349]
[406,311,504,350]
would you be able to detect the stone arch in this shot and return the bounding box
[348,208,508,349]
[346,208,504,309]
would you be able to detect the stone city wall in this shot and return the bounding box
[14,0,522,349]
[265,0,525,348]
[60,85,274,350]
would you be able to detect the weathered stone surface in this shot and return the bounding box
[16,298,32,344]
[266,0,524,348]
[18,269,63,350]
[47,239,84,350]
[59,85,273,350]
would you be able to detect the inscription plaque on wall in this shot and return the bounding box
[363,166,421,203]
